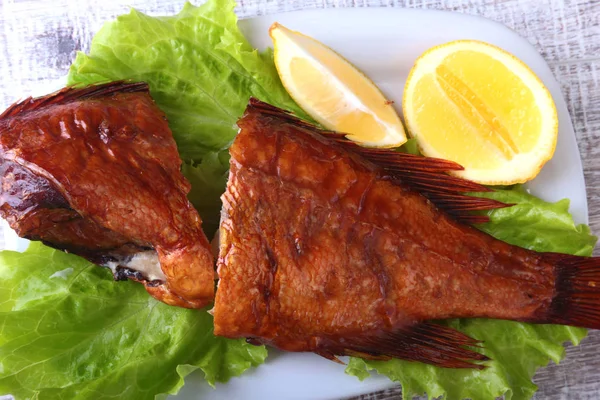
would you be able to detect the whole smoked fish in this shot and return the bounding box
[214,99,600,368]
[0,82,214,308]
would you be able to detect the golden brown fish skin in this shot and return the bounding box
[0,82,214,308]
[213,100,559,361]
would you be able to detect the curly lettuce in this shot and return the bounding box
[67,0,306,163]
[0,243,266,399]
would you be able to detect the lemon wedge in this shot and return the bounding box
[403,40,558,185]
[270,23,406,148]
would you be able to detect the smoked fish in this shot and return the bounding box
[213,99,600,368]
[0,82,214,308]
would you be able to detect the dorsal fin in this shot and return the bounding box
[323,138,509,224]
[0,81,149,119]
[246,98,509,224]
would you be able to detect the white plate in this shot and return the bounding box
[174,8,589,400]
[2,7,588,400]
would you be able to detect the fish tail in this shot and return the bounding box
[540,253,600,328]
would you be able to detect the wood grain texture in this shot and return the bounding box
[0,0,599,399]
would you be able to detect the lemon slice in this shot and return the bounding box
[403,40,558,185]
[270,23,406,148]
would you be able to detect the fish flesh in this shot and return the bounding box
[0,82,214,308]
[213,98,600,368]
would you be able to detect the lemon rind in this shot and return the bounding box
[271,23,407,148]
[402,40,558,185]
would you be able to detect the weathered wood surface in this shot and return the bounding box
[0,0,598,399]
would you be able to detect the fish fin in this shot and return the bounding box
[322,322,488,369]
[246,97,337,133]
[314,350,345,364]
[324,141,510,224]
[537,253,600,329]
[0,81,149,119]
[245,97,509,224]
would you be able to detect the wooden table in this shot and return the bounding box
[0,0,598,399]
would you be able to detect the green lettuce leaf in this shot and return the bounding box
[346,187,596,400]
[182,151,230,238]
[0,242,266,400]
[399,138,420,155]
[67,0,307,163]
[477,186,596,255]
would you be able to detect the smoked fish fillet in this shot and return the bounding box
[213,98,600,368]
[0,82,214,308]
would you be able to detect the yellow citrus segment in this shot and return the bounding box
[270,23,406,148]
[413,75,506,170]
[403,40,558,185]
[440,51,543,154]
